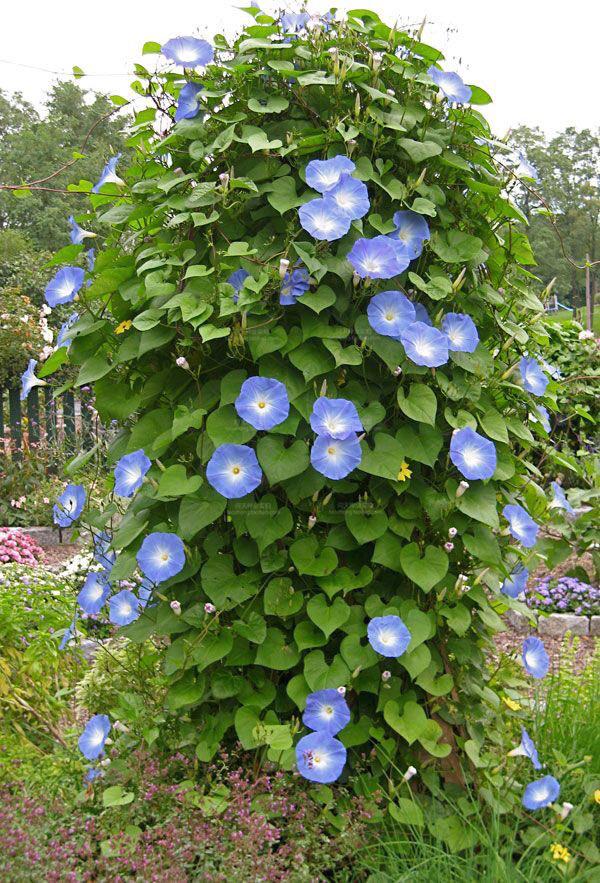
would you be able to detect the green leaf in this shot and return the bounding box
[397,384,437,426]
[389,798,425,827]
[266,176,304,214]
[206,405,256,446]
[430,230,484,263]
[455,482,499,528]
[246,501,293,553]
[156,464,202,498]
[233,612,267,645]
[400,543,448,592]
[290,536,338,576]
[102,785,135,808]
[178,486,227,540]
[306,595,351,638]
[345,503,389,543]
[248,96,289,114]
[257,437,309,485]
[254,628,300,670]
[76,354,113,386]
[360,433,405,480]
[399,139,442,163]
[478,408,509,444]
[264,578,304,617]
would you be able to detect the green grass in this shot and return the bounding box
[545,308,600,332]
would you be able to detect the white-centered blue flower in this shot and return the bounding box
[136,532,186,584]
[109,589,141,626]
[206,443,263,498]
[55,312,79,350]
[367,614,411,657]
[310,397,363,440]
[296,731,347,783]
[161,36,214,68]
[311,433,362,480]
[441,313,479,353]
[20,359,45,401]
[522,775,559,810]
[508,727,542,770]
[449,427,497,480]
[522,636,549,679]
[78,714,111,760]
[550,482,575,515]
[367,290,416,339]
[427,66,472,103]
[77,572,110,615]
[348,236,404,280]
[327,174,370,220]
[391,210,430,258]
[44,267,85,307]
[280,265,310,305]
[68,215,96,245]
[53,483,86,528]
[503,504,539,548]
[400,321,449,367]
[305,155,356,193]
[92,154,124,193]
[515,152,540,183]
[298,197,352,241]
[534,405,551,433]
[114,449,152,497]
[175,82,204,121]
[519,357,549,397]
[235,376,290,430]
[302,688,351,735]
[501,565,529,599]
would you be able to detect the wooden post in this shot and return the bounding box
[44,387,55,448]
[63,391,75,452]
[27,387,40,444]
[585,253,592,331]
[8,387,22,460]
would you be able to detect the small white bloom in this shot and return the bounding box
[176,356,190,370]
[403,765,417,781]
[170,600,182,615]
[279,258,290,279]
[456,480,470,497]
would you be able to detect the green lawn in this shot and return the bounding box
[545,308,600,332]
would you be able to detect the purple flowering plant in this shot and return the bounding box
[526,575,599,616]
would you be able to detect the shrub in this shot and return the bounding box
[0,528,44,566]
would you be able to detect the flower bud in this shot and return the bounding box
[393,366,402,377]
[403,765,417,781]
[381,670,391,682]
[337,686,346,696]
[372,52,383,70]
[176,356,190,370]
[448,527,457,538]
[456,480,470,497]
[308,514,317,530]
[279,258,290,279]
[444,542,454,552]
[204,602,216,614]
[170,600,182,616]
[559,802,574,820]
[219,172,230,189]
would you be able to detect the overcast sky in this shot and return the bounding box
[1,1,598,136]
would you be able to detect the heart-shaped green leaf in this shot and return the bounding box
[257,437,309,484]
[307,595,351,638]
[290,537,338,576]
[345,503,389,543]
[400,543,448,592]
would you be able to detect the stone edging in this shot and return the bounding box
[505,609,599,637]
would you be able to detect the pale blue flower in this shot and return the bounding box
[311,433,361,480]
[391,210,430,258]
[109,589,140,626]
[367,615,411,657]
[367,290,416,339]
[77,572,110,615]
[78,714,111,760]
[400,321,449,367]
[44,267,85,307]
[114,449,151,497]
[162,37,214,68]
[503,504,539,548]
[175,82,203,121]
[59,615,78,651]
[235,377,290,430]
[305,155,355,193]
[303,688,351,735]
[522,636,549,679]
[280,12,311,32]
[296,731,346,783]
[280,266,310,305]
[550,482,575,515]
[93,531,116,574]
[55,312,79,350]
[20,359,45,401]
[53,484,86,527]
[227,268,250,303]
[509,727,542,770]
[68,215,96,245]
[449,427,497,480]
[310,397,363,439]
[92,154,124,193]
[413,302,432,325]
[501,565,529,598]
[206,443,263,498]
[427,66,472,103]
[327,175,370,220]
[519,357,549,396]
[515,152,539,183]
[535,405,551,433]
[347,236,404,280]
[441,313,479,353]
[136,532,186,583]
[299,197,351,241]
[522,775,559,810]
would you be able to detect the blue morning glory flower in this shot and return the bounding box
[59,615,78,651]
[311,433,362,480]
[441,313,479,353]
[175,82,203,121]
[348,236,403,280]
[138,578,154,609]
[515,152,539,183]
[367,615,411,657]
[227,268,250,303]
[501,565,529,599]
[519,357,549,397]
[161,36,214,68]
[55,312,79,350]
[235,376,290,430]
[391,210,430,259]
[503,504,539,548]
[386,237,413,274]
[327,175,370,220]
[92,154,124,193]
[550,482,574,515]
[53,483,86,527]
[535,405,551,433]
[296,731,347,783]
[93,531,116,573]
[77,572,110,615]
[540,358,561,380]
[78,714,111,760]
[427,66,472,103]
[305,156,355,193]
[310,397,363,440]
[522,775,560,810]
[303,688,351,736]
[86,249,95,273]
[20,359,45,401]
[522,636,549,679]
[298,197,352,241]
[85,767,102,783]
[400,321,449,367]
[109,589,141,626]
[280,266,310,305]
[413,302,432,325]
[114,449,151,497]
[367,290,416,339]
[206,443,263,498]
[68,215,96,245]
[449,427,497,480]
[509,727,542,770]
[280,12,310,32]
[44,267,85,307]
[136,532,186,584]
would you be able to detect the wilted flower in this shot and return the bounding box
[280,265,310,305]
[448,527,458,538]
[204,602,216,614]
[444,541,454,552]
[381,670,391,681]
